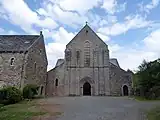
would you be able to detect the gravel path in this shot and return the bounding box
[45,96,160,120]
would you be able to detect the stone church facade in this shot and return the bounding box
[0,32,48,95]
[47,24,133,96]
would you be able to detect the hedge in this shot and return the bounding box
[23,84,39,99]
[0,86,23,105]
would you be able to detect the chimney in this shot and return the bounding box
[40,31,43,36]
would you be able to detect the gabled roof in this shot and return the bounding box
[55,59,65,67]
[66,23,108,47]
[0,35,40,52]
[110,61,127,73]
[110,58,120,67]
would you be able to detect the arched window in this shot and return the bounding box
[40,86,43,95]
[10,58,15,65]
[76,50,80,64]
[84,41,90,67]
[34,62,37,73]
[65,49,71,61]
[55,79,58,86]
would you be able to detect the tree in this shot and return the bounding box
[135,59,160,99]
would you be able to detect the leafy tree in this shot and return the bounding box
[134,59,160,99]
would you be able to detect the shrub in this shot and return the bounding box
[23,84,39,99]
[149,86,160,99]
[0,86,23,105]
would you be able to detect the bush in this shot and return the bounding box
[23,84,39,99]
[148,86,160,99]
[0,86,23,105]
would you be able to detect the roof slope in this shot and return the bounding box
[0,35,40,52]
[110,58,120,67]
[66,24,108,47]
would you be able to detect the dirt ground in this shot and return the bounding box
[31,98,62,120]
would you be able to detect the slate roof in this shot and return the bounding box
[110,58,120,67]
[0,35,40,52]
[55,59,65,67]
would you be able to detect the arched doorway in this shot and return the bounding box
[83,82,91,96]
[123,85,129,96]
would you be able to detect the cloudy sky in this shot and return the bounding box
[0,0,160,71]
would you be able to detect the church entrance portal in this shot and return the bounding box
[83,82,91,96]
[123,85,129,96]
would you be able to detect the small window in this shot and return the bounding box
[10,58,15,65]
[39,49,42,53]
[76,51,80,59]
[40,86,43,95]
[55,79,58,86]
[34,62,37,73]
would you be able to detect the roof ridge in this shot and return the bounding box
[0,35,41,52]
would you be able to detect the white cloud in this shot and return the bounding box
[52,27,75,44]
[101,0,117,14]
[145,0,160,12]
[0,27,18,35]
[45,27,76,70]
[0,0,58,34]
[110,48,157,71]
[37,0,123,28]
[109,29,160,71]
[139,0,160,13]
[37,3,87,28]
[101,0,126,14]
[98,14,152,36]
[109,44,123,54]
[59,0,101,14]
[97,33,110,42]
[46,42,66,70]
[143,29,160,52]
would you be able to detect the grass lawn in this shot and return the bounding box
[0,100,47,120]
[147,106,160,120]
[133,96,160,101]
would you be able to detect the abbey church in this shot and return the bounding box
[0,23,132,96]
[46,24,133,96]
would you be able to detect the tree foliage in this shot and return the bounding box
[23,84,39,99]
[134,59,160,99]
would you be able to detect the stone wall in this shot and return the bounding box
[46,62,65,96]
[23,35,47,95]
[0,52,25,88]
[46,25,132,97]
[109,63,132,96]
[46,68,56,96]
[63,25,110,96]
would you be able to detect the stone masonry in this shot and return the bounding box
[0,32,48,95]
[47,24,133,96]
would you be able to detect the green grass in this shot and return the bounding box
[147,106,160,120]
[0,100,47,120]
[133,96,160,101]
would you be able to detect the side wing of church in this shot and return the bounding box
[46,24,133,96]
